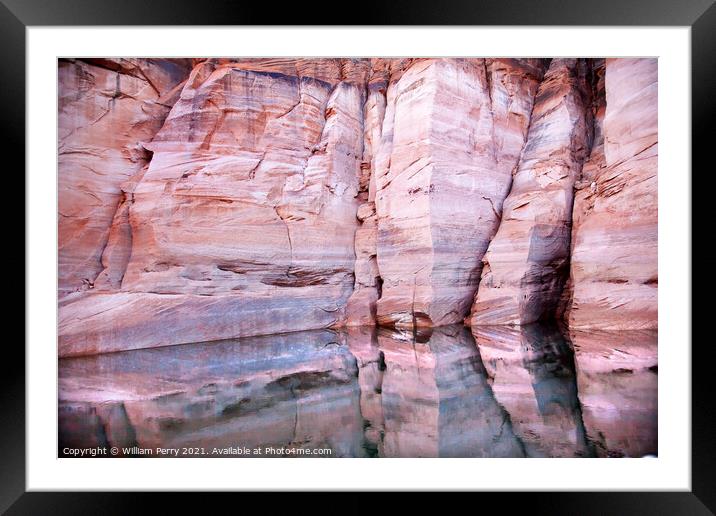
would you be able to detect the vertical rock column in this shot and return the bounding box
[468,59,593,326]
[565,58,657,329]
[557,59,606,320]
[374,59,542,329]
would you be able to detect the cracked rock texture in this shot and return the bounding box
[58,58,657,356]
[374,59,545,329]
[564,58,657,329]
[58,58,193,297]
[467,59,593,326]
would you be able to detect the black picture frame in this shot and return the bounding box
[7,0,714,512]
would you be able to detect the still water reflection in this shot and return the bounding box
[59,323,657,458]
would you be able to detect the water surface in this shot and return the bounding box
[59,323,657,458]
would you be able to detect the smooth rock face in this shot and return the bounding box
[569,328,657,457]
[565,58,657,329]
[468,59,593,326]
[375,59,544,329]
[58,58,192,297]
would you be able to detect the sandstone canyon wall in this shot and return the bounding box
[58,58,657,356]
[371,59,545,329]
[564,58,658,329]
[467,59,592,325]
[59,58,193,297]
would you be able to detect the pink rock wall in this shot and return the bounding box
[60,59,369,356]
[58,58,192,297]
[374,58,544,329]
[60,330,368,456]
[468,59,593,325]
[58,57,657,356]
[565,58,657,329]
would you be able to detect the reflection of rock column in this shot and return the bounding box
[59,329,366,457]
[468,59,593,325]
[58,401,138,452]
[346,326,385,456]
[378,325,524,457]
[472,323,593,457]
[569,329,657,457]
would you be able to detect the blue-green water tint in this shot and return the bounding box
[58,323,656,458]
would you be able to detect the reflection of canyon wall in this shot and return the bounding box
[569,329,657,457]
[60,324,656,458]
[377,325,524,457]
[472,323,592,457]
[58,58,657,356]
[346,326,385,456]
[60,330,367,457]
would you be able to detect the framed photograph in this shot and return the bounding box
[10,0,713,511]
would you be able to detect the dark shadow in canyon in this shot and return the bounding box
[58,323,656,458]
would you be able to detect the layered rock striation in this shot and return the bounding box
[373,59,544,329]
[564,58,658,329]
[60,59,369,355]
[58,58,193,297]
[58,57,657,356]
[467,59,593,325]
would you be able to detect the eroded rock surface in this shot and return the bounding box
[468,59,593,325]
[565,58,657,329]
[60,59,368,356]
[58,58,192,297]
[58,57,656,355]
